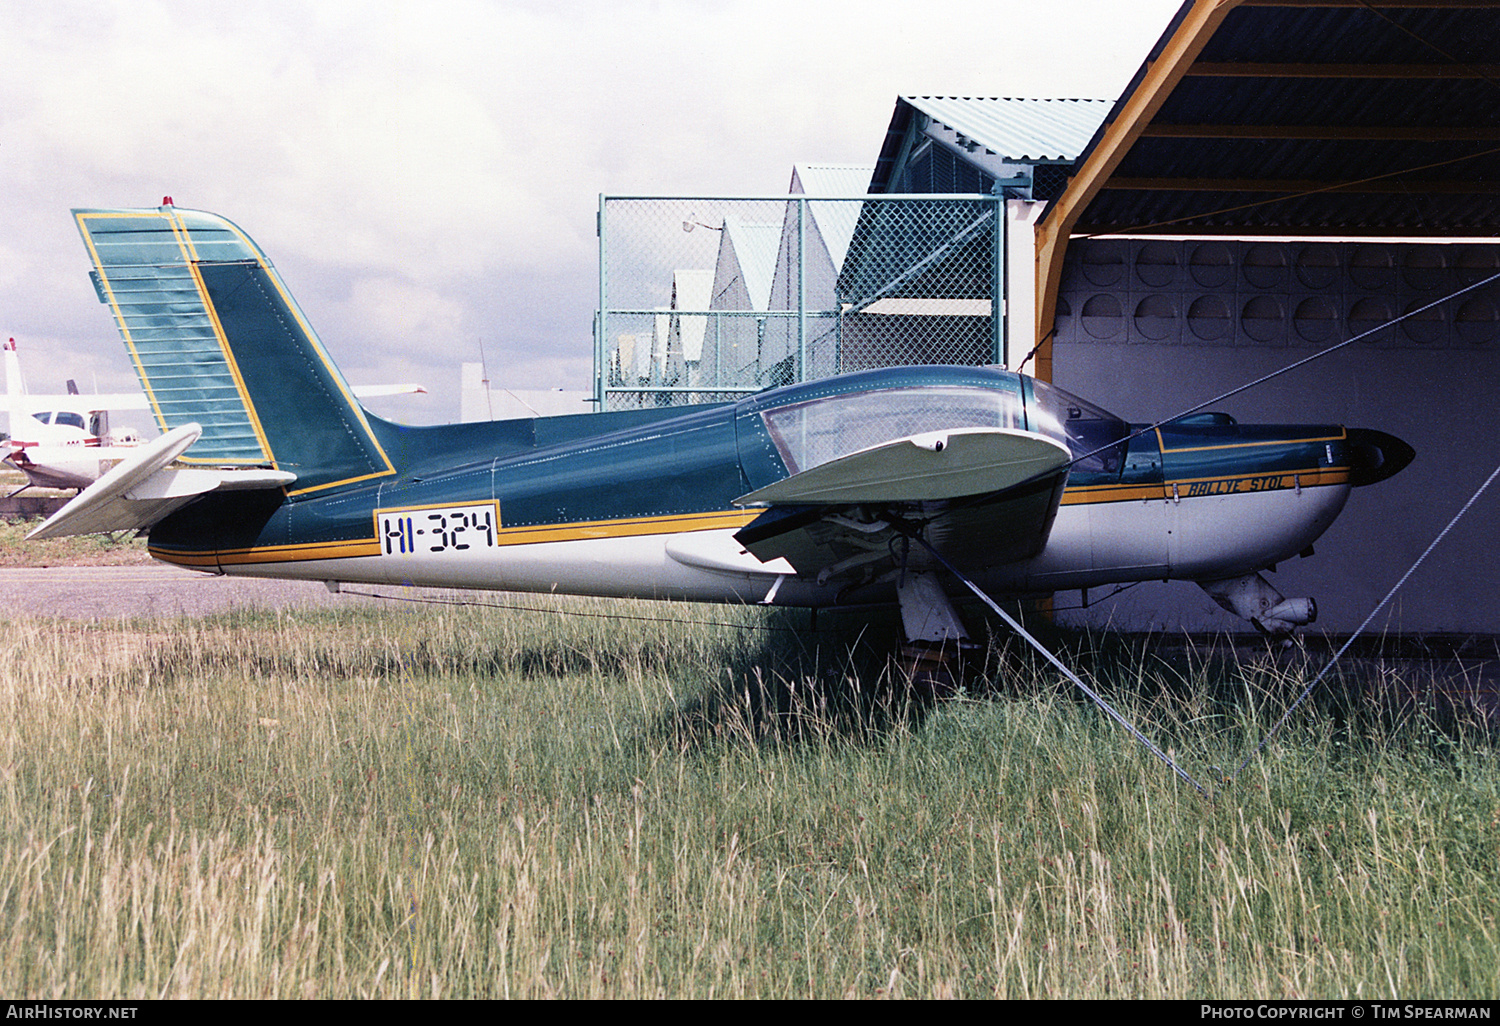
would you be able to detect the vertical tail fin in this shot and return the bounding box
[1,336,18,441]
[3,337,22,418]
[73,202,394,494]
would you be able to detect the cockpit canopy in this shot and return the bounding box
[1026,379,1130,476]
[754,372,1129,485]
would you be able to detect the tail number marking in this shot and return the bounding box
[378,503,498,556]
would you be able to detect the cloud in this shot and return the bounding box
[327,276,468,367]
[3,0,1181,421]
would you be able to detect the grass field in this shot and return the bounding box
[0,513,151,568]
[0,595,1495,998]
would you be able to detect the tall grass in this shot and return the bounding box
[0,515,151,567]
[0,598,1494,998]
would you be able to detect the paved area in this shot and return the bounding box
[0,564,397,620]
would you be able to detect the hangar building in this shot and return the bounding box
[865,0,1500,635]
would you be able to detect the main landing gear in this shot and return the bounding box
[895,570,978,694]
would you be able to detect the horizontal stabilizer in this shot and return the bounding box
[27,424,296,540]
[351,383,426,399]
[735,427,1070,507]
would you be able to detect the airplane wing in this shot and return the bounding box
[7,385,420,413]
[732,427,1071,587]
[3,392,149,414]
[27,424,296,540]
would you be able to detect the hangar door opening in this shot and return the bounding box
[1049,236,1500,635]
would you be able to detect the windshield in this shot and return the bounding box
[1026,379,1129,476]
[761,383,1025,475]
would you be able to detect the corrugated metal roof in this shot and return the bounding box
[791,164,875,196]
[1055,0,1500,236]
[901,96,1114,163]
[721,216,782,311]
[791,164,875,269]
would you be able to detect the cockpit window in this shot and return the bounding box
[761,384,1025,475]
[757,378,1129,482]
[1026,379,1129,476]
[54,412,86,431]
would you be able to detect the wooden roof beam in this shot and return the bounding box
[1186,62,1500,77]
[1237,0,1495,8]
[1073,222,1500,237]
[1101,177,1500,193]
[1141,124,1500,141]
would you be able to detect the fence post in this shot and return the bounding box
[596,194,608,410]
[797,196,807,383]
[993,190,1006,367]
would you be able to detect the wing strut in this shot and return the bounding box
[908,531,1213,801]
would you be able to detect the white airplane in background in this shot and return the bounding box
[3,336,148,492]
[3,336,425,493]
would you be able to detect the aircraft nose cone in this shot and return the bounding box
[1346,428,1415,487]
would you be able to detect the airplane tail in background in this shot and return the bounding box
[3,337,22,425]
[73,202,395,495]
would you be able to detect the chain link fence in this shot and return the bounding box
[597,194,1004,410]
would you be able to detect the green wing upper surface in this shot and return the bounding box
[733,427,1071,583]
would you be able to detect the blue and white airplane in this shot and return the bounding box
[31,202,1413,660]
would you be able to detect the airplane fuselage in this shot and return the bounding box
[4,407,141,491]
[37,206,1411,641]
[143,366,1370,609]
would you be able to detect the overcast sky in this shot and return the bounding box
[3,0,1183,426]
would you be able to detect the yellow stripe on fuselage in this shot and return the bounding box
[147,467,1350,569]
[486,509,758,546]
[1059,482,1166,505]
[1061,466,1349,505]
[149,509,762,568]
[1156,429,1347,454]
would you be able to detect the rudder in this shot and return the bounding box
[74,201,394,494]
